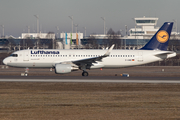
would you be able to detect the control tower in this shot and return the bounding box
[134,16,158,26]
[129,16,159,36]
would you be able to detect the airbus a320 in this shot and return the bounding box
[3,22,176,76]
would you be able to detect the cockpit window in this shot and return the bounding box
[10,54,18,57]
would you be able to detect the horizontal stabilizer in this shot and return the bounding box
[154,51,176,59]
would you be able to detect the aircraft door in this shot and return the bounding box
[23,50,29,61]
[138,51,143,62]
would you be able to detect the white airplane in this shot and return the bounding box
[3,22,176,76]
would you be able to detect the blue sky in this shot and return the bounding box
[0,0,179,37]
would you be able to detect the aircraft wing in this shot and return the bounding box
[72,44,115,67]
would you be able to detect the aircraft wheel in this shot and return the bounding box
[82,71,88,76]
[24,73,28,76]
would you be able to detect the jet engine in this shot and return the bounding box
[55,64,78,74]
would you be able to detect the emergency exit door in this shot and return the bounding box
[23,50,29,61]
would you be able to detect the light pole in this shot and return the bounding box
[125,25,128,49]
[173,19,178,34]
[74,24,78,33]
[101,17,105,35]
[1,25,4,38]
[106,27,108,34]
[26,26,30,33]
[56,26,59,38]
[83,27,86,37]
[120,29,123,49]
[34,15,39,34]
[69,16,73,33]
[34,15,39,49]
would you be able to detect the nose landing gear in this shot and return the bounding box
[21,67,29,76]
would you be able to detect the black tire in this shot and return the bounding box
[82,71,88,76]
[24,73,28,76]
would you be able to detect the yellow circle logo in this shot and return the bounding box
[156,30,169,43]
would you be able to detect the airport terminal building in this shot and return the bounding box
[0,16,180,51]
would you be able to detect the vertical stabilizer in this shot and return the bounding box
[140,22,173,50]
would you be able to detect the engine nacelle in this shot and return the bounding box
[55,64,72,74]
[55,64,79,74]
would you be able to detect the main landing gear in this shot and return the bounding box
[82,70,88,76]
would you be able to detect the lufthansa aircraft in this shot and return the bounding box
[3,22,176,76]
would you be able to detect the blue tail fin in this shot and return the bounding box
[140,22,173,51]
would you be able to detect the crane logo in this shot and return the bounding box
[156,30,169,43]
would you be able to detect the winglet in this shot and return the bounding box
[104,44,115,56]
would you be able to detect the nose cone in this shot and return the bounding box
[3,58,8,65]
